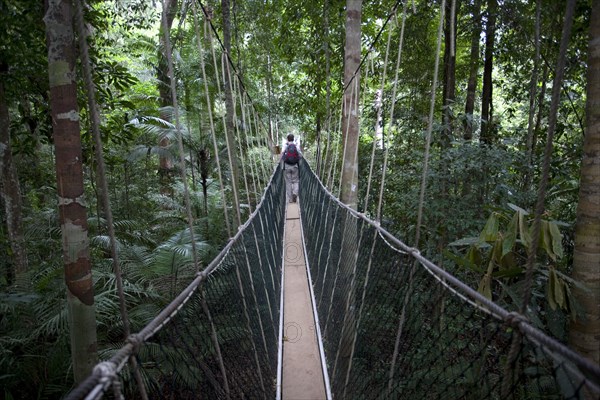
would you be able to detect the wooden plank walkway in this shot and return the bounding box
[280,202,328,400]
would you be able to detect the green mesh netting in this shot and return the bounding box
[299,162,599,400]
[66,167,285,400]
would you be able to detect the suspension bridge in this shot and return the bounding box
[64,160,600,400]
[61,0,600,398]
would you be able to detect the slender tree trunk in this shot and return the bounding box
[569,0,600,366]
[158,0,177,194]
[0,80,28,286]
[340,0,361,209]
[44,0,97,382]
[221,0,240,193]
[523,0,542,191]
[464,0,481,140]
[480,0,497,145]
[323,0,332,182]
[442,0,458,146]
[336,1,361,395]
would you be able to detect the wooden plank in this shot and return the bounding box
[282,202,327,399]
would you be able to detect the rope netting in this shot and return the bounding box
[65,167,285,400]
[299,162,600,400]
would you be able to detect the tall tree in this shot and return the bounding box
[221,0,241,227]
[44,0,97,382]
[442,0,459,146]
[336,0,361,396]
[463,0,481,140]
[339,0,361,209]
[157,0,178,193]
[569,0,600,365]
[0,78,28,285]
[480,0,497,144]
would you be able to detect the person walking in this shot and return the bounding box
[281,134,302,203]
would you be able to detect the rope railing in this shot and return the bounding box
[65,165,285,400]
[299,161,600,399]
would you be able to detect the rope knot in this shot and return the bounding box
[93,361,117,381]
[126,333,143,353]
[505,311,528,329]
[408,247,421,256]
[93,361,124,400]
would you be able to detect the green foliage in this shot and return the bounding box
[447,204,577,325]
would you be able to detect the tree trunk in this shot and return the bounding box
[158,0,177,194]
[480,0,497,145]
[336,1,361,395]
[522,0,542,191]
[442,0,458,146]
[464,0,481,140]
[0,80,28,286]
[323,0,332,182]
[221,0,241,212]
[44,0,97,383]
[569,0,600,365]
[339,0,361,209]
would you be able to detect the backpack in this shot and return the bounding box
[283,143,300,165]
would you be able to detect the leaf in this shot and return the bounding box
[478,274,493,300]
[547,268,557,310]
[553,270,566,309]
[467,246,483,268]
[502,212,518,257]
[448,237,480,246]
[518,211,531,248]
[489,239,504,268]
[443,250,482,273]
[479,213,499,242]
[540,221,556,261]
[507,203,529,215]
[548,222,564,259]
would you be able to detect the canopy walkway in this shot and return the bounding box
[55,1,600,398]
[66,162,600,399]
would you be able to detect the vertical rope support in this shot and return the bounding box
[235,88,277,342]
[233,80,256,210]
[241,241,272,375]
[231,78,253,214]
[252,217,277,340]
[73,2,147,398]
[503,1,576,396]
[389,0,445,393]
[233,256,267,396]
[239,93,260,203]
[326,107,343,189]
[363,20,394,214]
[161,0,201,274]
[324,75,359,334]
[221,56,242,226]
[192,5,232,237]
[200,286,231,399]
[377,6,407,221]
[414,0,445,247]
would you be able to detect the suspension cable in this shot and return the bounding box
[161,0,201,274]
[414,0,446,248]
